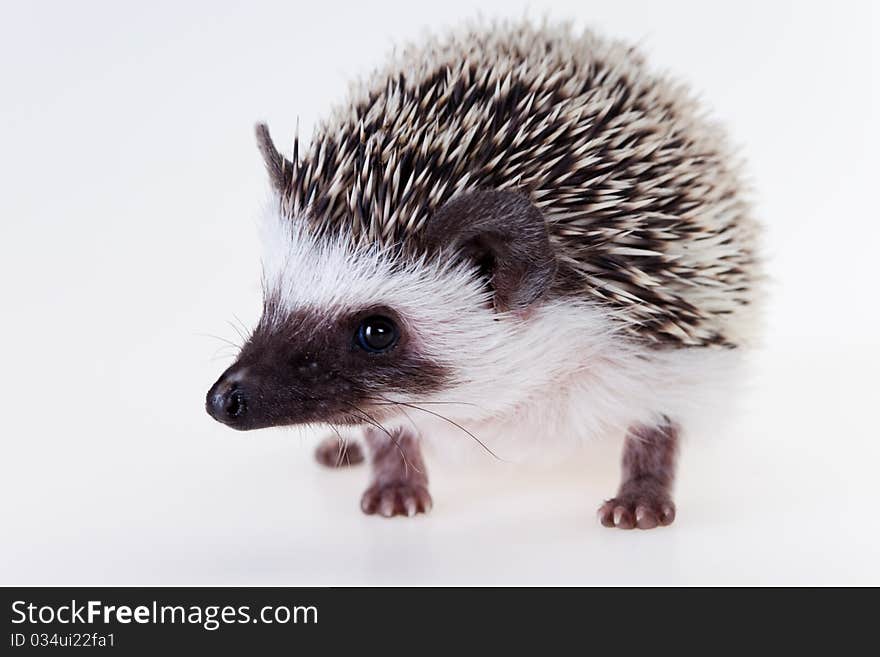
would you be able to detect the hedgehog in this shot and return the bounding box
[205,21,760,529]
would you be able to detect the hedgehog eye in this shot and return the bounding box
[356,316,398,353]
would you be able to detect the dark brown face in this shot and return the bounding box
[205,304,448,430]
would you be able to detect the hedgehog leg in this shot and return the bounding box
[360,426,432,518]
[314,434,364,468]
[598,421,678,530]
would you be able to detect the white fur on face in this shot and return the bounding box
[260,200,746,458]
[259,199,491,334]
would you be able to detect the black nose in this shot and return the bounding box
[206,380,248,426]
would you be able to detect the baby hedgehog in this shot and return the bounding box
[206,22,760,529]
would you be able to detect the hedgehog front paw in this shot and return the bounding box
[597,488,675,530]
[314,436,364,468]
[360,482,433,518]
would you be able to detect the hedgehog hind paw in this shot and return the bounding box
[314,436,365,468]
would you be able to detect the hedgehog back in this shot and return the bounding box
[276,22,760,348]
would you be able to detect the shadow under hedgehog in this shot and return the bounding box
[206,21,760,530]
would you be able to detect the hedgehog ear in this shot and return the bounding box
[255,123,292,193]
[425,190,557,314]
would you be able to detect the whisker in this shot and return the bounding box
[232,313,251,338]
[380,399,504,462]
[210,344,238,357]
[195,332,241,350]
[226,320,249,346]
[395,404,421,436]
[367,399,483,409]
[326,423,349,467]
[340,401,418,476]
[335,374,487,464]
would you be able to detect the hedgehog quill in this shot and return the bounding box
[206,22,760,529]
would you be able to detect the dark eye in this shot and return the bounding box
[356,316,398,353]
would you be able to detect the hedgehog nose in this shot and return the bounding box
[206,378,248,427]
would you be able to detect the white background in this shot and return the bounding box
[1,0,877,585]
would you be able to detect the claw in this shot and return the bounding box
[613,506,635,529]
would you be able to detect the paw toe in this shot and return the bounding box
[613,505,635,529]
[635,505,659,530]
[360,489,379,514]
[418,490,433,514]
[659,503,676,526]
[597,502,615,527]
[378,490,397,518]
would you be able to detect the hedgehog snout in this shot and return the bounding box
[206,370,250,428]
